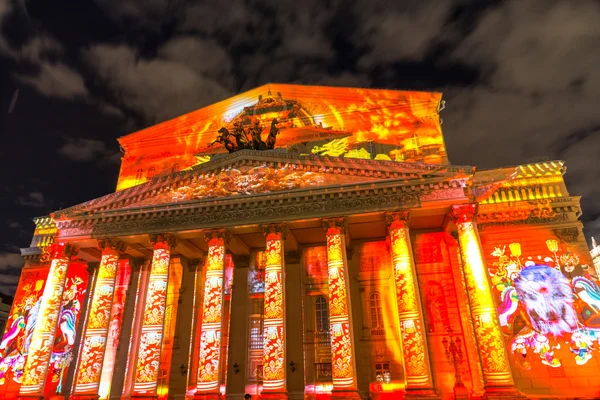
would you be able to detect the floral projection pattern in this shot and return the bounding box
[196,237,226,393]
[453,210,513,386]
[133,246,171,395]
[491,238,600,369]
[74,252,119,394]
[262,232,285,391]
[20,244,72,396]
[388,225,429,385]
[0,269,48,396]
[325,227,357,389]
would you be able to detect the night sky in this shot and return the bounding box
[1,0,599,295]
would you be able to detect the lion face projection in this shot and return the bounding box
[514,265,578,336]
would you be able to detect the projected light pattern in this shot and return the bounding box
[262,227,286,392]
[74,244,121,396]
[451,204,513,386]
[0,268,48,396]
[386,212,431,388]
[132,242,171,395]
[325,221,357,390]
[489,236,600,369]
[19,243,74,396]
[195,234,226,395]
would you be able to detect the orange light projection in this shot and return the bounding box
[19,243,76,397]
[195,230,227,398]
[323,218,358,391]
[73,240,124,398]
[262,225,286,394]
[132,235,174,395]
[385,212,433,390]
[116,84,447,191]
[450,204,514,387]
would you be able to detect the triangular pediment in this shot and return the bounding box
[53,150,474,219]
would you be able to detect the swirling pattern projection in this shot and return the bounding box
[196,240,226,394]
[326,231,356,389]
[133,246,171,395]
[262,234,285,391]
[75,252,119,394]
[20,255,69,396]
[389,226,429,385]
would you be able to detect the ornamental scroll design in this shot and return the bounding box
[322,217,347,234]
[149,233,178,249]
[98,238,126,253]
[203,228,231,245]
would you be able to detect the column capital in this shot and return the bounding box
[129,257,146,271]
[50,242,78,259]
[449,203,478,224]
[203,228,231,244]
[86,261,100,275]
[261,223,287,239]
[188,257,205,272]
[322,217,347,234]
[98,238,126,254]
[385,210,411,230]
[149,233,178,249]
[233,254,251,268]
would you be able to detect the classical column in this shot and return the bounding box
[322,218,360,399]
[131,234,177,398]
[19,242,78,398]
[194,229,230,400]
[385,212,437,397]
[261,223,288,399]
[284,251,305,399]
[72,239,125,399]
[449,204,521,398]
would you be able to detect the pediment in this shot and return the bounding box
[53,150,474,220]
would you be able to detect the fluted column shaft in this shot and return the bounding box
[322,218,360,398]
[194,229,229,399]
[450,204,519,397]
[131,234,177,398]
[19,242,78,398]
[72,239,125,399]
[385,212,436,397]
[261,224,288,398]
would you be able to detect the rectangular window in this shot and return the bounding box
[315,363,332,382]
[375,362,390,382]
[249,316,263,350]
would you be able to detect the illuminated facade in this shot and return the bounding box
[2,84,599,400]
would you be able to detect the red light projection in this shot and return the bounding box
[117,84,446,190]
[132,237,173,395]
[45,261,88,398]
[131,165,379,207]
[0,267,48,398]
[19,243,77,398]
[195,231,227,397]
[262,226,286,394]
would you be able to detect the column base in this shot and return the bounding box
[192,391,222,400]
[259,390,288,399]
[17,396,44,400]
[70,395,99,400]
[483,386,526,400]
[404,387,440,399]
[330,388,362,399]
[453,384,470,400]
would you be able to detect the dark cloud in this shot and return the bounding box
[0,252,24,295]
[58,138,120,164]
[16,191,45,208]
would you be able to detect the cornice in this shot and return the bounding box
[56,189,422,239]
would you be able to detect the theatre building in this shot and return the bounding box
[2,84,600,400]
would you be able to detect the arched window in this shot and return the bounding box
[147,167,156,180]
[370,292,384,335]
[135,168,144,184]
[315,295,329,332]
[171,163,180,174]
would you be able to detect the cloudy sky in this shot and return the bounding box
[1,0,599,294]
